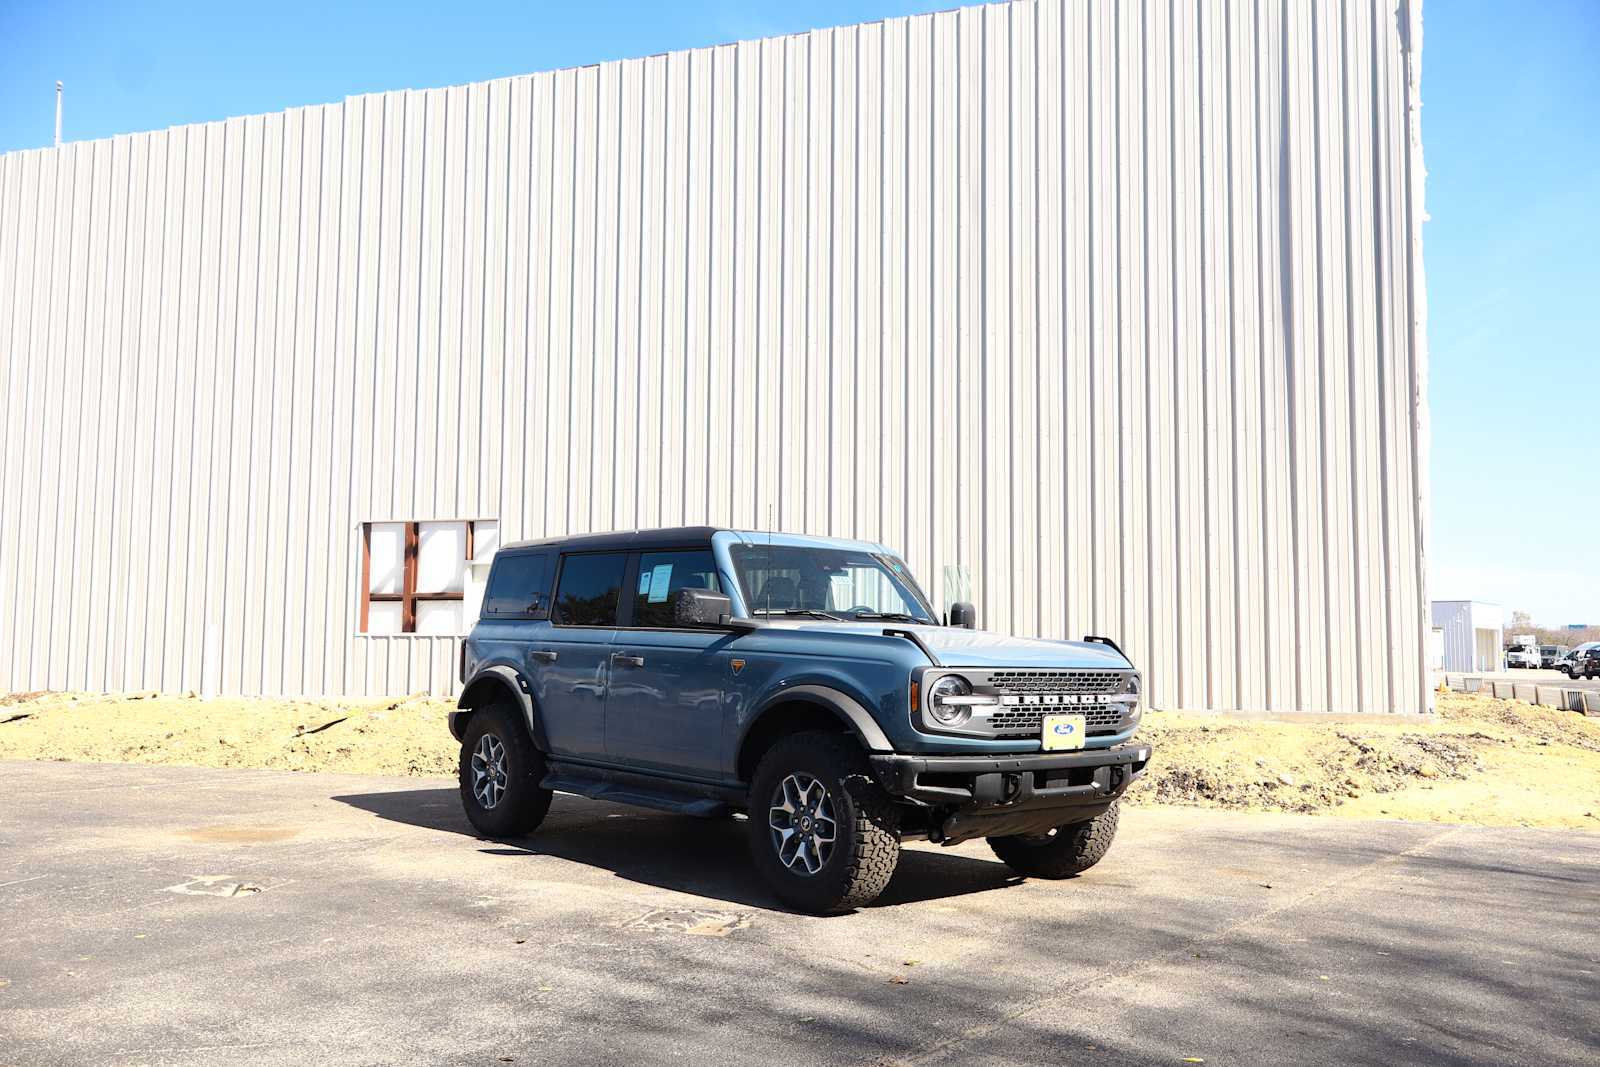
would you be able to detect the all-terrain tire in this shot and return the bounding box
[987,801,1120,879]
[458,701,552,838]
[748,731,901,914]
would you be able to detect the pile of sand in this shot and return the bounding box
[1127,691,1600,829]
[2,689,1596,830]
[0,691,458,778]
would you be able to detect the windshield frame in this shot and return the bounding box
[728,543,939,624]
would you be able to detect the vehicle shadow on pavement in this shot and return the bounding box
[333,786,1023,912]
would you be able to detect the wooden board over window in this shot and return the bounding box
[361,520,499,634]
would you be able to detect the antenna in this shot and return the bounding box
[54,81,62,147]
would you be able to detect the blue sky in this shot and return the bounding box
[2,0,1596,625]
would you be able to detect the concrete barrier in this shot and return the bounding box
[1463,676,1483,693]
[1567,690,1590,713]
[1585,691,1600,717]
[1491,681,1515,700]
[1512,682,1539,703]
[1535,686,1565,708]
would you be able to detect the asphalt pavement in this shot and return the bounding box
[2,760,1597,1067]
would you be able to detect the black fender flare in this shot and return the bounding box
[453,665,548,751]
[741,684,894,757]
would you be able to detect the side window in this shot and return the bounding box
[632,550,722,628]
[552,552,628,627]
[482,551,552,618]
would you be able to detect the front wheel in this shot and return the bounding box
[988,802,1120,879]
[458,701,552,838]
[748,731,901,914]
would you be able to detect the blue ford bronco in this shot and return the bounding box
[453,527,1151,913]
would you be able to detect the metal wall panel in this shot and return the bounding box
[0,0,1430,712]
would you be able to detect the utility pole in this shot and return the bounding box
[55,81,63,147]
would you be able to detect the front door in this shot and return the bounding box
[532,551,630,761]
[603,549,736,779]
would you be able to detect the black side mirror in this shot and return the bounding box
[674,588,758,631]
[948,601,977,630]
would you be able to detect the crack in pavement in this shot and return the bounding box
[869,825,1468,1067]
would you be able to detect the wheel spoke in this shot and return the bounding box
[768,772,835,877]
[472,733,506,810]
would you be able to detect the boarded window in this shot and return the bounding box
[361,520,498,634]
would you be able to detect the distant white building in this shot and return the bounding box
[1431,601,1502,673]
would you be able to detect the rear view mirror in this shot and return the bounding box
[673,588,757,631]
[948,601,977,630]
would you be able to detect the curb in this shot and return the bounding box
[1452,675,1593,716]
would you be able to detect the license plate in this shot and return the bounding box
[1041,713,1087,751]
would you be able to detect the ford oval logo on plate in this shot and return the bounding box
[1041,713,1087,751]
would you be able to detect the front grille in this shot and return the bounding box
[986,704,1128,739]
[988,669,1125,695]
[983,670,1131,738]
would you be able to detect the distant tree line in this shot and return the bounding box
[1505,611,1599,649]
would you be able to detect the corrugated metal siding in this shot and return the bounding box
[0,0,1429,712]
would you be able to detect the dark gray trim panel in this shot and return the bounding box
[453,665,548,750]
[760,684,894,752]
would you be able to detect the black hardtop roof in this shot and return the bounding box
[500,526,721,554]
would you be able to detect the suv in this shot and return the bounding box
[452,528,1151,913]
[1563,647,1600,680]
[1557,643,1599,677]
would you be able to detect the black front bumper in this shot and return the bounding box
[869,743,1153,846]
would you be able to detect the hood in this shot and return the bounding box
[765,621,1133,669]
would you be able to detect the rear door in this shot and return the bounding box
[534,551,630,761]
[603,548,736,779]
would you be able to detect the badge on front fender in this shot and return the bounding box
[1041,713,1088,751]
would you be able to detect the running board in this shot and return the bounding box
[540,764,735,819]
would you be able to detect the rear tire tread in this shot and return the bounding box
[458,701,552,839]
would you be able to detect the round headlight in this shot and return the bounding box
[927,674,972,726]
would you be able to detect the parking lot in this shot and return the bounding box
[3,760,1597,1067]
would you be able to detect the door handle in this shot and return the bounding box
[612,654,645,668]
[528,649,558,663]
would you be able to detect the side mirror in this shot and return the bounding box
[948,601,977,630]
[673,588,757,631]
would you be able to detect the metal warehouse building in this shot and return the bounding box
[0,0,1430,714]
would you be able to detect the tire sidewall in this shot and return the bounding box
[458,702,550,838]
[748,733,897,912]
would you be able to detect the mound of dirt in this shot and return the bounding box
[1127,692,1600,829]
[1,689,1596,829]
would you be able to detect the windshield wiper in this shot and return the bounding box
[751,608,848,621]
[849,610,921,622]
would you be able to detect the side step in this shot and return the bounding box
[541,764,735,819]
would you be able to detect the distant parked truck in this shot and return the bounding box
[1540,645,1565,669]
[1505,643,1541,670]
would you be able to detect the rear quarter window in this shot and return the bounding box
[483,551,553,618]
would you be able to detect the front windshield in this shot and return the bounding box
[729,543,938,624]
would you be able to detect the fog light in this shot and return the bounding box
[927,675,973,727]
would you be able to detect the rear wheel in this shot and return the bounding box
[458,701,552,838]
[988,802,1120,879]
[748,731,901,914]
